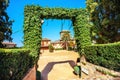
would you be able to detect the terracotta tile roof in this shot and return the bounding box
[52,40,62,44]
[42,38,51,41]
[41,45,49,48]
[2,42,16,45]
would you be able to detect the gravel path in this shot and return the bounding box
[37,50,80,80]
[37,50,120,80]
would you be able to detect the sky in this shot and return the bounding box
[6,0,86,47]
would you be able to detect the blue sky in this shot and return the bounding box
[7,0,86,47]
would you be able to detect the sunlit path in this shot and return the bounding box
[37,50,120,80]
[37,50,80,80]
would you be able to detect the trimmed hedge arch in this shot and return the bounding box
[24,5,91,60]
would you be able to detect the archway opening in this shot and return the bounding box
[41,19,75,52]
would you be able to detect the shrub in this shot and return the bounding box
[55,48,63,50]
[68,46,73,51]
[84,42,120,71]
[96,68,119,77]
[0,48,34,80]
[49,44,54,52]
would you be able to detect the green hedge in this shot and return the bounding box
[84,42,120,71]
[0,48,34,80]
[55,48,63,50]
[74,13,91,54]
[24,5,91,57]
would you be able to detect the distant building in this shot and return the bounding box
[40,38,51,52]
[52,40,63,49]
[40,30,76,52]
[2,42,16,48]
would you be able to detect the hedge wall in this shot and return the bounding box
[84,42,120,71]
[74,11,91,54]
[0,49,34,80]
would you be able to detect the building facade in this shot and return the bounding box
[2,42,16,48]
[52,40,63,49]
[40,30,76,52]
[40,38,51,52]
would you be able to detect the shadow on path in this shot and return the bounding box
[41,60,76,80]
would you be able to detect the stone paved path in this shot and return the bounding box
[37,50,120,80]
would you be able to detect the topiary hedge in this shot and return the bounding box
[24,5,91,57]
[0,48,34,80]
[74,12,91,54]
[84,42,120,71]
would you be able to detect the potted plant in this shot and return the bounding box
[73,65,80,75]
[73,65,81,77]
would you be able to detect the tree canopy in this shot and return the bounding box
[0,0,13,47]
[86,0,120,43]
[61,31,71,50]
[61,31,71,42]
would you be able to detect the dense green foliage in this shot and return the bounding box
[24,5,91,57]
[61,31,70,41]
[84,42,120,71]
[86,0,120,43]
[0,49,34,80]
[74,11,91,54]
[24,6,42,60]
[0,0,13,47]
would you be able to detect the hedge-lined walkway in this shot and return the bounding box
[37,50,120,80]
